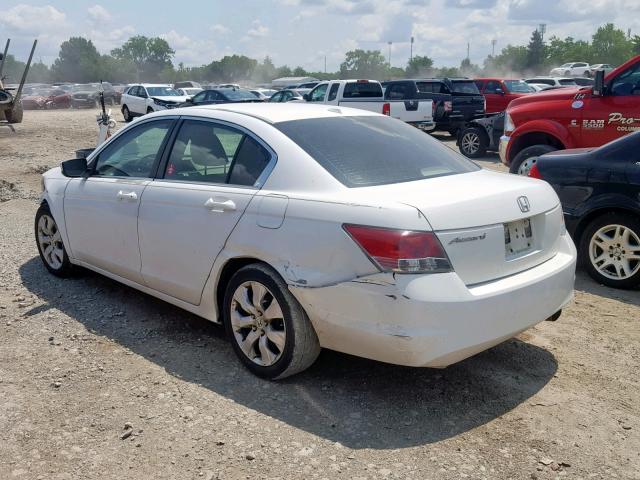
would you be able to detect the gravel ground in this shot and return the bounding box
[0,109,638,480]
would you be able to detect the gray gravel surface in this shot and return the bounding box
[0,109,638,479]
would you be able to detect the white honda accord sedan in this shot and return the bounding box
[36,103,576,379]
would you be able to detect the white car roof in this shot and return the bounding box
[161,103,381,124]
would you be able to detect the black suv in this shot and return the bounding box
[70,82,118,108]
[383,78,485,135]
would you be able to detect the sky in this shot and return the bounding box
[2,0,640,72]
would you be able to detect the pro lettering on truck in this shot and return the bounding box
[500,55,640,175]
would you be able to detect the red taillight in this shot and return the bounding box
[382,102,390,116]
[343,224,452,274]
[528,163,542,179]
[444,101,452,112]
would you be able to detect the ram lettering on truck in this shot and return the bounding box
[303,79,434,130]
[500,55,640,175]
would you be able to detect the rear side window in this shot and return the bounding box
[450,81,480,94]
[327,83,340,101]
[386,83,409,100]
[227,137,271,186]
[416,82,442,93]
[275,116,478,188]
[343,82,383,98]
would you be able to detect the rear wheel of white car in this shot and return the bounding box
[122,105,132,122]
[510,144,557,175]
[35,204,74,277]
[223,263,320,379]
[580,213,640,289]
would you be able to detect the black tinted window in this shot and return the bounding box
[228,136,271,186]
[416,82,442,93]
[276,116,478,188]
[328,83,340,101]
[386,83,409,99]
[450,81,480,94]
[343,82,383,98]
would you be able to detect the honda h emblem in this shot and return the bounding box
[517,196,530,213]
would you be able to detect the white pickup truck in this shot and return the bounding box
[300,79,434,130]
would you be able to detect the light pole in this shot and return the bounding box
[410,36,414,63]
[491,39,497,57]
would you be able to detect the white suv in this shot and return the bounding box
[120,84,189,122]
[549,62,590,77]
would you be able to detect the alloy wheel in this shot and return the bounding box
[37,214,64,270]
[230,281,286,367]
[461,132,480,155]
[517,157,537,175]
[589,224,640,281]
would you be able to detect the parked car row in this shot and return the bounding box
[20,82,122,109]
[549,62,614,77]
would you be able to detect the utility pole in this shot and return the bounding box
[538,23,546,42]
[388,41,392,67]
[467,42,470,60]
[324,55,327,73]
[491,39,497,57]
[410,36,414,63]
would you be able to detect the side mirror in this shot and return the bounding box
[303,93,310,101]
[61,158,88,178]
[593,70,605,97]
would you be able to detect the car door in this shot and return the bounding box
[483,80,504,113]
[307,83,328,103]
[137,118,275,304]
[581,61,640,146]
[269,92,283,103]
[63,118,175,283]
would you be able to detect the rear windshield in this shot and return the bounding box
[275,116,478,187]
[450,81,480,94]
[504,80,533,93]
[343,82,383,98]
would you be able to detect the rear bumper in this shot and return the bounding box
[499,135,510,165]
[408,120,435,131]
[291,234,576,368]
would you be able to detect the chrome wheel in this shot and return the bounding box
[589,224,640,281]
[461,131,480,155]
[230,281,286,367]
[37,214,64,270]
[517,156,537,175]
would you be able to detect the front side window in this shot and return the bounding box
[504,80,533,93]
[269,92,282,102]
[610,62,640,96]
[92,120,173,178]
[192,91,207,103]
[309,84,328,102]
[276,116,478,188]
[386,84,408,100]
[484,81,502,93]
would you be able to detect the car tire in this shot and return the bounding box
[579,213,640,289]
[122,105,132,122]
[5,100,23,123]
[35,204,74,278]
[458,127,488,158]
[509,144,557,175]
[223,263,321,379]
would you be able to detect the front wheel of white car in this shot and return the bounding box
[35,204,74,277]
[223,264,320,379]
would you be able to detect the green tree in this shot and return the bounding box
[51,37,102,82]
[111,36,175,81]
[27,61,51,83]
[276,65,292,78]
[406,55,433,77]
[526,29,545,72]
[0,54,26,84]
[217,55,257,82]
[292,66,307,76]
[486,45,528,74]
[339,49,387,79]
[591,23,632,65]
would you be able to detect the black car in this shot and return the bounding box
[181,88,263,107]
[70,82,118,108]
[457,112,504,158]
[530,132,640,288]
[382,78,485,136]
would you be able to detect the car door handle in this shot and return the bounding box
[204,198,236,212]
[116,190,138,201]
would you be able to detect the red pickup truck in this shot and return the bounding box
[500,55,640,174]
[474,78,533,114]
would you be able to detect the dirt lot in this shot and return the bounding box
[0,109,638,480]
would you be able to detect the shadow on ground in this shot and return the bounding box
[574,270,640,307]
[20,256,557,449]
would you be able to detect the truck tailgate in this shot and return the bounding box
[388,99,433,124]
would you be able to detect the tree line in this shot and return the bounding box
[2,23,639,86]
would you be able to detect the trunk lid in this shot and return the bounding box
[353,170,564,285]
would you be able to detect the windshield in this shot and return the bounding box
[221,89,259,100]
[275,116,479,188]
[450,81,480,94]
[72,84,99,92]
[504,80,533,93]
[343,82,383,98]
[147,86,180,96]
